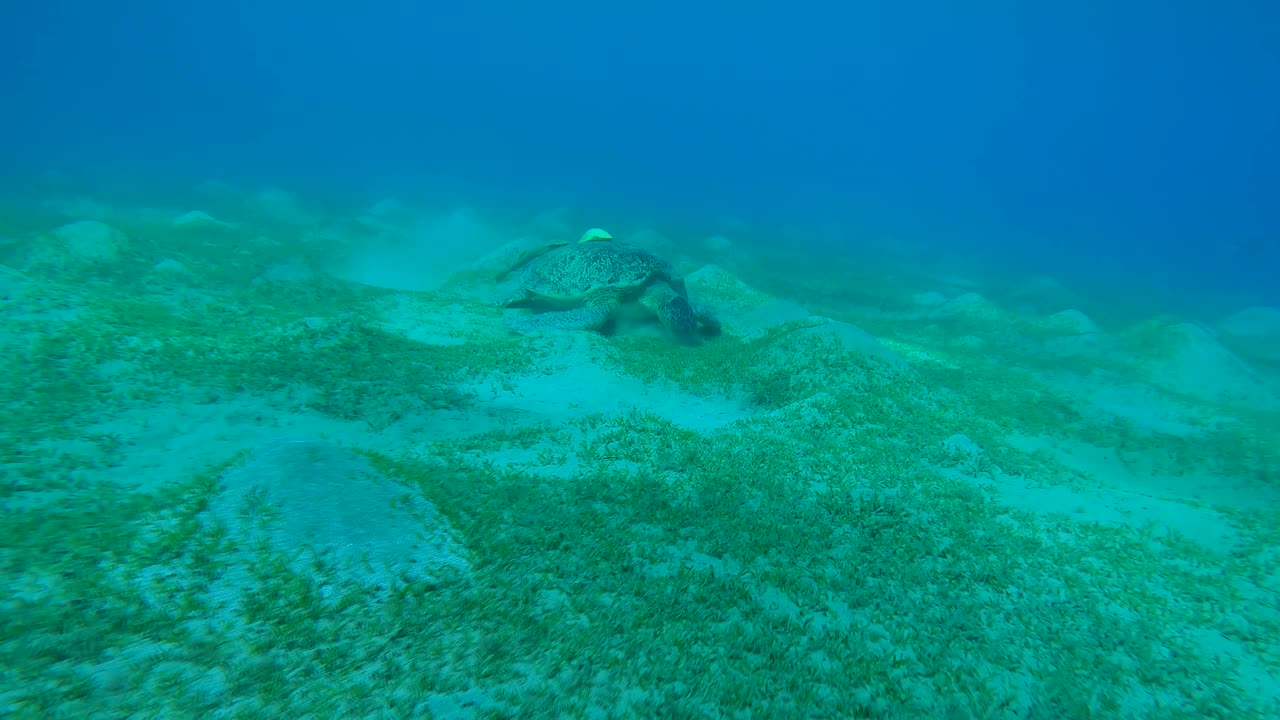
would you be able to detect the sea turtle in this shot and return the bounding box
[496,228,717,342]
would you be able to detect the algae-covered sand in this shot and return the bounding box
[2,188,1278,719]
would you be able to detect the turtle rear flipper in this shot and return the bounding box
[506,287,623,334]
[494,282,534,308]
[493,241,570,282]
[491,226,609,281]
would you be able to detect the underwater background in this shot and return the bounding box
[5,1,1278,304]
[2,1,1279,719]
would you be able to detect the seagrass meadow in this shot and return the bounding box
[2,193,1278,719]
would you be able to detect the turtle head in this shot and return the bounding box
[655,295,703,344]
[641,284,719,345]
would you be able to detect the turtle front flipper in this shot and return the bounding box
[506,287,624,334]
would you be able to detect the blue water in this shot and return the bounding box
[3,1,1277,300]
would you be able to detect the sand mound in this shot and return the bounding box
[1142,322,1279,410]
[207,438,469,590]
